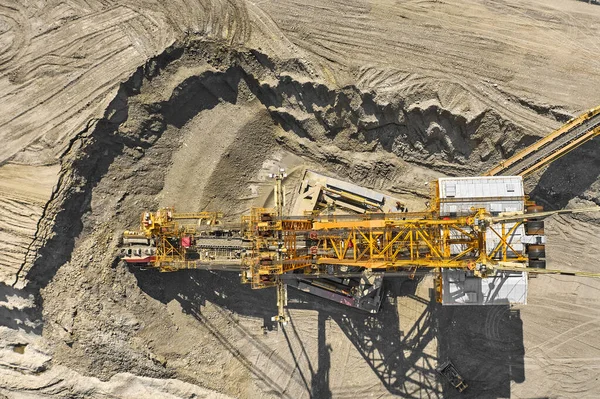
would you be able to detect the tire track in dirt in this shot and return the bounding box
[0,3,30,72]
[2,1,600,398]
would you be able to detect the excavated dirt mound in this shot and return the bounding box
[2,1,600,398]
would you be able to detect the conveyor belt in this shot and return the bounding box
[496,264,600,279]
[485,106,600,177]
[195,237,245,249]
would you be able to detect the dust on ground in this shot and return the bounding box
[1,0,600,398]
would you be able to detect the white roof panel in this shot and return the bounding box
[438,176,524,199]
[441,270,527,306]
[438,176,525,216]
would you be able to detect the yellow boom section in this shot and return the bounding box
[485,105,600,177]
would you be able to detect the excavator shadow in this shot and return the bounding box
[132,268,306,398]
[131,268,278,323]
[285,277,442,398]
[437,304,525,398]
[132,268,524,398]
[287,277,525,398]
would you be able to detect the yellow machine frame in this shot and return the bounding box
[241,208,528,288]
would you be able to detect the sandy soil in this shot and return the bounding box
[1,0,600,398]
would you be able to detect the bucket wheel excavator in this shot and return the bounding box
[120,105,600,325]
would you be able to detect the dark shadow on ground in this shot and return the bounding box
[437,305,525,398]
[280,309,333,398]
[132,268,277,323]
[132,268,307,398]
[132,268,525,398]
[529,137,600,209]
[287,277,441,398]
[287,279,525,398]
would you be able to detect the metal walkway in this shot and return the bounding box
[485,105,600,177]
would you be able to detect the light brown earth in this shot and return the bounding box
[1,0,600,398]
